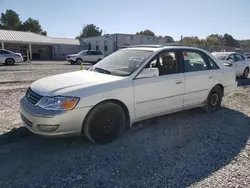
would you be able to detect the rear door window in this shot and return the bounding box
[95,51,102,55]
[87,51,94,55]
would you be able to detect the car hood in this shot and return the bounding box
[68,54,78,56]
[30,70,124,96]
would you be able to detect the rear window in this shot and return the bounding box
[88,51,103,55]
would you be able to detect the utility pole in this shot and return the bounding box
[180,35,183,46]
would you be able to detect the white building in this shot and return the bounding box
[0,29,87,60]
[81,33,171,55]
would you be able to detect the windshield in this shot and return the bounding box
[90,49,153,76]
[77,50,86,55]
[213,54,227,60]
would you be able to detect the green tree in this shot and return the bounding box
[223,33,239,47]
[0,9,22,30]
[20,17,47,36]
[206,34,224,45]
[77,24,103,38]
[136,29,155,36]
[164,35,174,43]
[182,36,200,45]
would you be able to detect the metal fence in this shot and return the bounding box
[185,44,250,53]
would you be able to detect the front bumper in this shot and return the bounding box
[20,96,92,137]
[66,57,75,62]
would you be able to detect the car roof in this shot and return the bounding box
[121,45,207,52]
[211,52,233,56]
[0,49,14,53]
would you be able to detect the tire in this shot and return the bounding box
[5,58,15,65]
[203,86,223,113]
[242,68,249,79]
[83,102,126,144]
[76,58,83,65]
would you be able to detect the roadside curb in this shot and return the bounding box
[0,127,31,146]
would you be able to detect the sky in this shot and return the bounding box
[0,0,249,40]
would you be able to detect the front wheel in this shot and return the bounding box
[83,102,126,144]
[76,58,83,65]
[203,86,223,113]
[242,68,249,79]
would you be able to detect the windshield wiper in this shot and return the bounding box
[93,67,111,74]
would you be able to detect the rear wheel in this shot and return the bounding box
[5,58,15,65]
[83,102,126,144]
[203,86,223,113]
[69,60,75,65]
[242,68,249,79]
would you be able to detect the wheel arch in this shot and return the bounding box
[214,84,224,96]
[76,57,83,62]
[82,99,131,134]
[5,57,15,63]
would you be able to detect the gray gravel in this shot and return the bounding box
[0,61,90,82]
[0,62,250,188]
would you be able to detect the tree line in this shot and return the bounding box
[1,9,249,48]
[0,9,47,36]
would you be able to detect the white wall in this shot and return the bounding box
[53,44,87,60]
[81,34,167,55]
[117,34,166,48]
[81,35,116,55]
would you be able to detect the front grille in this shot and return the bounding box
[21,114,33,127]
[25,87,43,105]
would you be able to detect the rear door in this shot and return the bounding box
[85,51,94,62]
[235,53,247,73]
[96,51,104,60]
[182,50,219,107]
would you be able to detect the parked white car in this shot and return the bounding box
[0,49,23,65]
[20,45,237,144]
[212,52,250,78]
[66,50,105,65]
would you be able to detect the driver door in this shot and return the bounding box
[133,50,184,120]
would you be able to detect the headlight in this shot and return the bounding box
[38,97,80,110]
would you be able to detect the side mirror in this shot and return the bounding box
[136,68,159,79]
[223,61,233,67]
[83,53,87,56]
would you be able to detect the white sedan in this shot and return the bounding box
[0,49,24,65]
[20,46,237,144]
[212,52,250,78]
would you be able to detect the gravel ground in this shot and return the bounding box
[0,61,90,82]
[0,62,250,188]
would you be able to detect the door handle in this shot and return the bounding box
[209,76,213,78]
[175,80,182,84]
